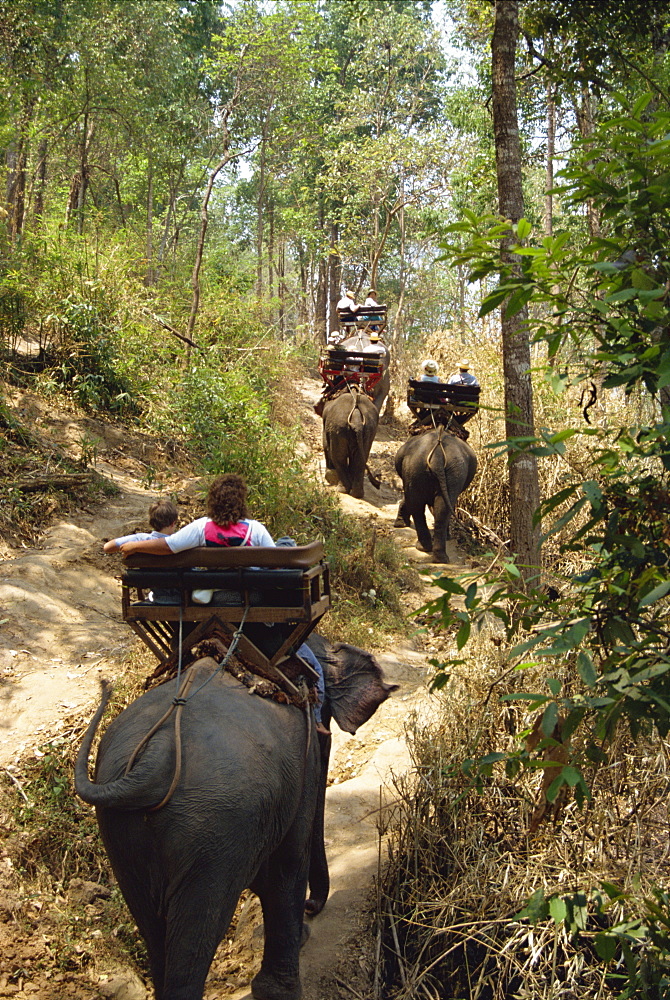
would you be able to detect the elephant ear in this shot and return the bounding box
[316,638,399,735]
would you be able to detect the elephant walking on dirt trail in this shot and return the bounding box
[322,388,379,499]
[75,636,397,1000]
[394,427,477,562]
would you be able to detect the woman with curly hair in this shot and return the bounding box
[120,474,273,555]
[119,473,328,732]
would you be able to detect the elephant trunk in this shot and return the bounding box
[75,681,172,811]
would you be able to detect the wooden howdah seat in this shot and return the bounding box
[407,378,480,418]
[318,348,385,399]
[121,542,330,693]
[336,304,387,338]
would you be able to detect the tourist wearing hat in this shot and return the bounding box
[448,359,479,386]
[419,359,440,383]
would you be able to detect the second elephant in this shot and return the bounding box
[395,427,477,562]
[322,389,379,499]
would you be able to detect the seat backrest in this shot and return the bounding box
[123,540,325,570]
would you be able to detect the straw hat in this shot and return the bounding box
[457,359,471,370]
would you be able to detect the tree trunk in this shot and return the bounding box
[545,82,555,238]
[328,222,341,337]
[256,130,267,298]
[492,0,541,584]
[77,110,94,236]
[145,147,155,285]
[268,194,274,306]
[458,264,466,342]
[316,256,327,344]
[31,137,48,225]
[5,94,35,240]
[575,88,600,240]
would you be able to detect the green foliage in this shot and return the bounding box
[6,736,102,882]
[519,883,670,1000]
[434,97,670,797]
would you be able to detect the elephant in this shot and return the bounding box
[338,332,390,413]
[75,635,397,1000]
[322,388,379,499]
[394,426,477,562]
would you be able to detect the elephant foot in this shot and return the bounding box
[432,550,449,563]
[324,469,339,485]
[304,894,326,917]
[416,541,432,553]
[393,516,409,528]
[252,968,302,1000]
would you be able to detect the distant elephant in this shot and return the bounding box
[338,332,390,413]
[394,427,477,562]
[322,388,379,499]
[75,636,397,1000]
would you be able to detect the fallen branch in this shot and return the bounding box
[140,309,200,351]
[15,473,94,493]
[457,507,508,548]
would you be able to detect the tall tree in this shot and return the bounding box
[491,0,541,581]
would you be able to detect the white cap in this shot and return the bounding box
[422,359,438,375]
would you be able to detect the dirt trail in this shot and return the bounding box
[0,377,466,999]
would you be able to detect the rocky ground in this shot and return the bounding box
[0,377,468,1000]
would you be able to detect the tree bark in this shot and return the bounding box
[492,0,541,584]
[328,222,341,337]
[575,88,600,240]
[186,43,248,352]
[545,82,555,238]
[145,147,155,285]
[5,94,35,240]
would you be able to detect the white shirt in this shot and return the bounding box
[364,296,378,307]
[448,371,479,386]
[166,517,275,552]
[337,295,358,312]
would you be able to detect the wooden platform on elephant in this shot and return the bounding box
[121,542,330,693]
[407,379,480,416]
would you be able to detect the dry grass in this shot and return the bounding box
[371,629,670,1000]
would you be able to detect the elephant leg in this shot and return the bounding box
[98,817,169,997]
[431,494,449,562]
[323,428,339,485]
[306,728,332,916]
[412,507,433,554]
[161,871,242,1000]
[394,499,412,528]
[252,835,311,1000]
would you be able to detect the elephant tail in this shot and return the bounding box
[427,428,454,517]
[347,392,368,454]
[74,681,172,811]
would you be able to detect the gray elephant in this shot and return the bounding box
[338,332,390,413]
[322,388,379,499]
[394,427,477,562]
[75,636,397,1000]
